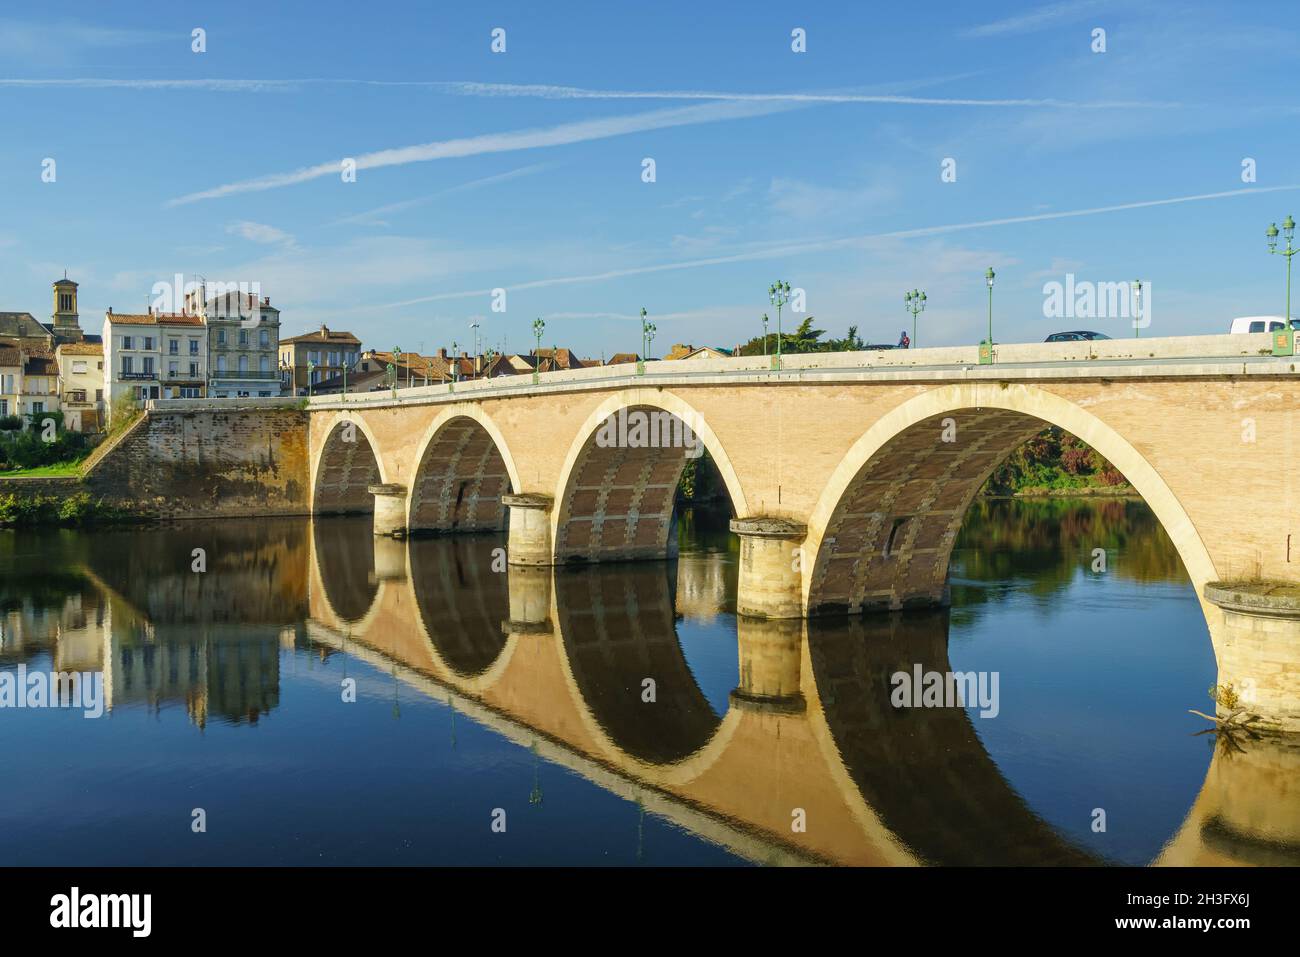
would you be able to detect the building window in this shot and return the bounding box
[239,329,248,346]
[0,400,7,416]
[260,329,269,347]
[33,401,44,414]
[169,339,179,355]
[72,361,87,374]
[258,391,271,398]
[144,337,154,350]
[142,357,154,375]
[309,350,319,364]
[122,356,134,374]
[122,335,133,350]
[189,362,198,377]
[238,356,248,374]
[260,355,269,374]
[180,387,200,399]
[217,356,227,374]
[169,361,179,377]
[190,339,199,355]
[217,329,227,345]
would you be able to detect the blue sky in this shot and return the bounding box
[2,1,1298,356]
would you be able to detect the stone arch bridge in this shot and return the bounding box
[305,334,1300,729]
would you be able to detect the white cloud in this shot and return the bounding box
[0,19,170,63]
[964,1,1110,38]
[767,176,896,221]
[227,221,295,245]
[330,163,555,227]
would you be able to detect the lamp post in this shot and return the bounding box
[638,307,655,375]
[451,340,459,382]
[484,347,496,385]
[306,359,315,398]
[1267,215,1297,356]
[470,321,480,360]
[761,313,769,356]
[390,345,402,399]
[768,280,791,369]
[980,267,996,364]
[904,289,926,348]
[532,317,545,384]
[1131,280,1143,339]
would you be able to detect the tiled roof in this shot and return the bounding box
[606,352,640,365]
[0,346,21,366]
[105,312,161,325]
[157,313,205,327]
[281,327,361,345]
[57,342,104,356]
[0,311,51,339]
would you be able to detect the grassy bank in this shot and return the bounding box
[0,490,130,527]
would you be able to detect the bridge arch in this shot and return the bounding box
[804,382,1219,625]
[310,412,388,515]
[406,406,520,534]
[550,389,748,563]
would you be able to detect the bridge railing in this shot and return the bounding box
[303,331,1291,409]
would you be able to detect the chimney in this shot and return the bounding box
[437,347,447,359]
[320,324,328,337]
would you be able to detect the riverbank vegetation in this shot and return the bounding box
[0,411,92,475]
[0,490,128,527]
[982,427,1131,497]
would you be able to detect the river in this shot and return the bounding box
[1,498,1295,866]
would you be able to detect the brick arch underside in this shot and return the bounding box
[314,424,381,515]
[809,409,1047,615]
[554,406,705,563]
[409,417,513,534]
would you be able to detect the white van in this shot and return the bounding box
[1229,315,1298,334]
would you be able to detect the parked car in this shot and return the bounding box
[1228,316,1299,334]
[1044,331,1112,342]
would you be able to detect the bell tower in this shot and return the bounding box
[51,274,83,343]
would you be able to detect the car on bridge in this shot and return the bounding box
[1229,316,1300,334]
[1044,331,1112,342]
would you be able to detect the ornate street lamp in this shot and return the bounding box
[532,317,545,384]
[768,280,791,369]
[1267,215,1297,355]
[904,289,926,348]
[306,359,315,398]
[761,313,769,356]
[638,307,655,375]
[1131,279,1143,339]
[390,344,401,399]
[451,340,459,382]
[980,267,996,365]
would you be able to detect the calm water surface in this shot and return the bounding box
[1,499,1295,866]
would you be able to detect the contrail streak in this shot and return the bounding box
[375,186,1300,309]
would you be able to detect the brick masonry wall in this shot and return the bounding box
[83,407,310,519]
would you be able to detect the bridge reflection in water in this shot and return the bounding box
[6,512,1295,865]
[300,517,1300,868]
